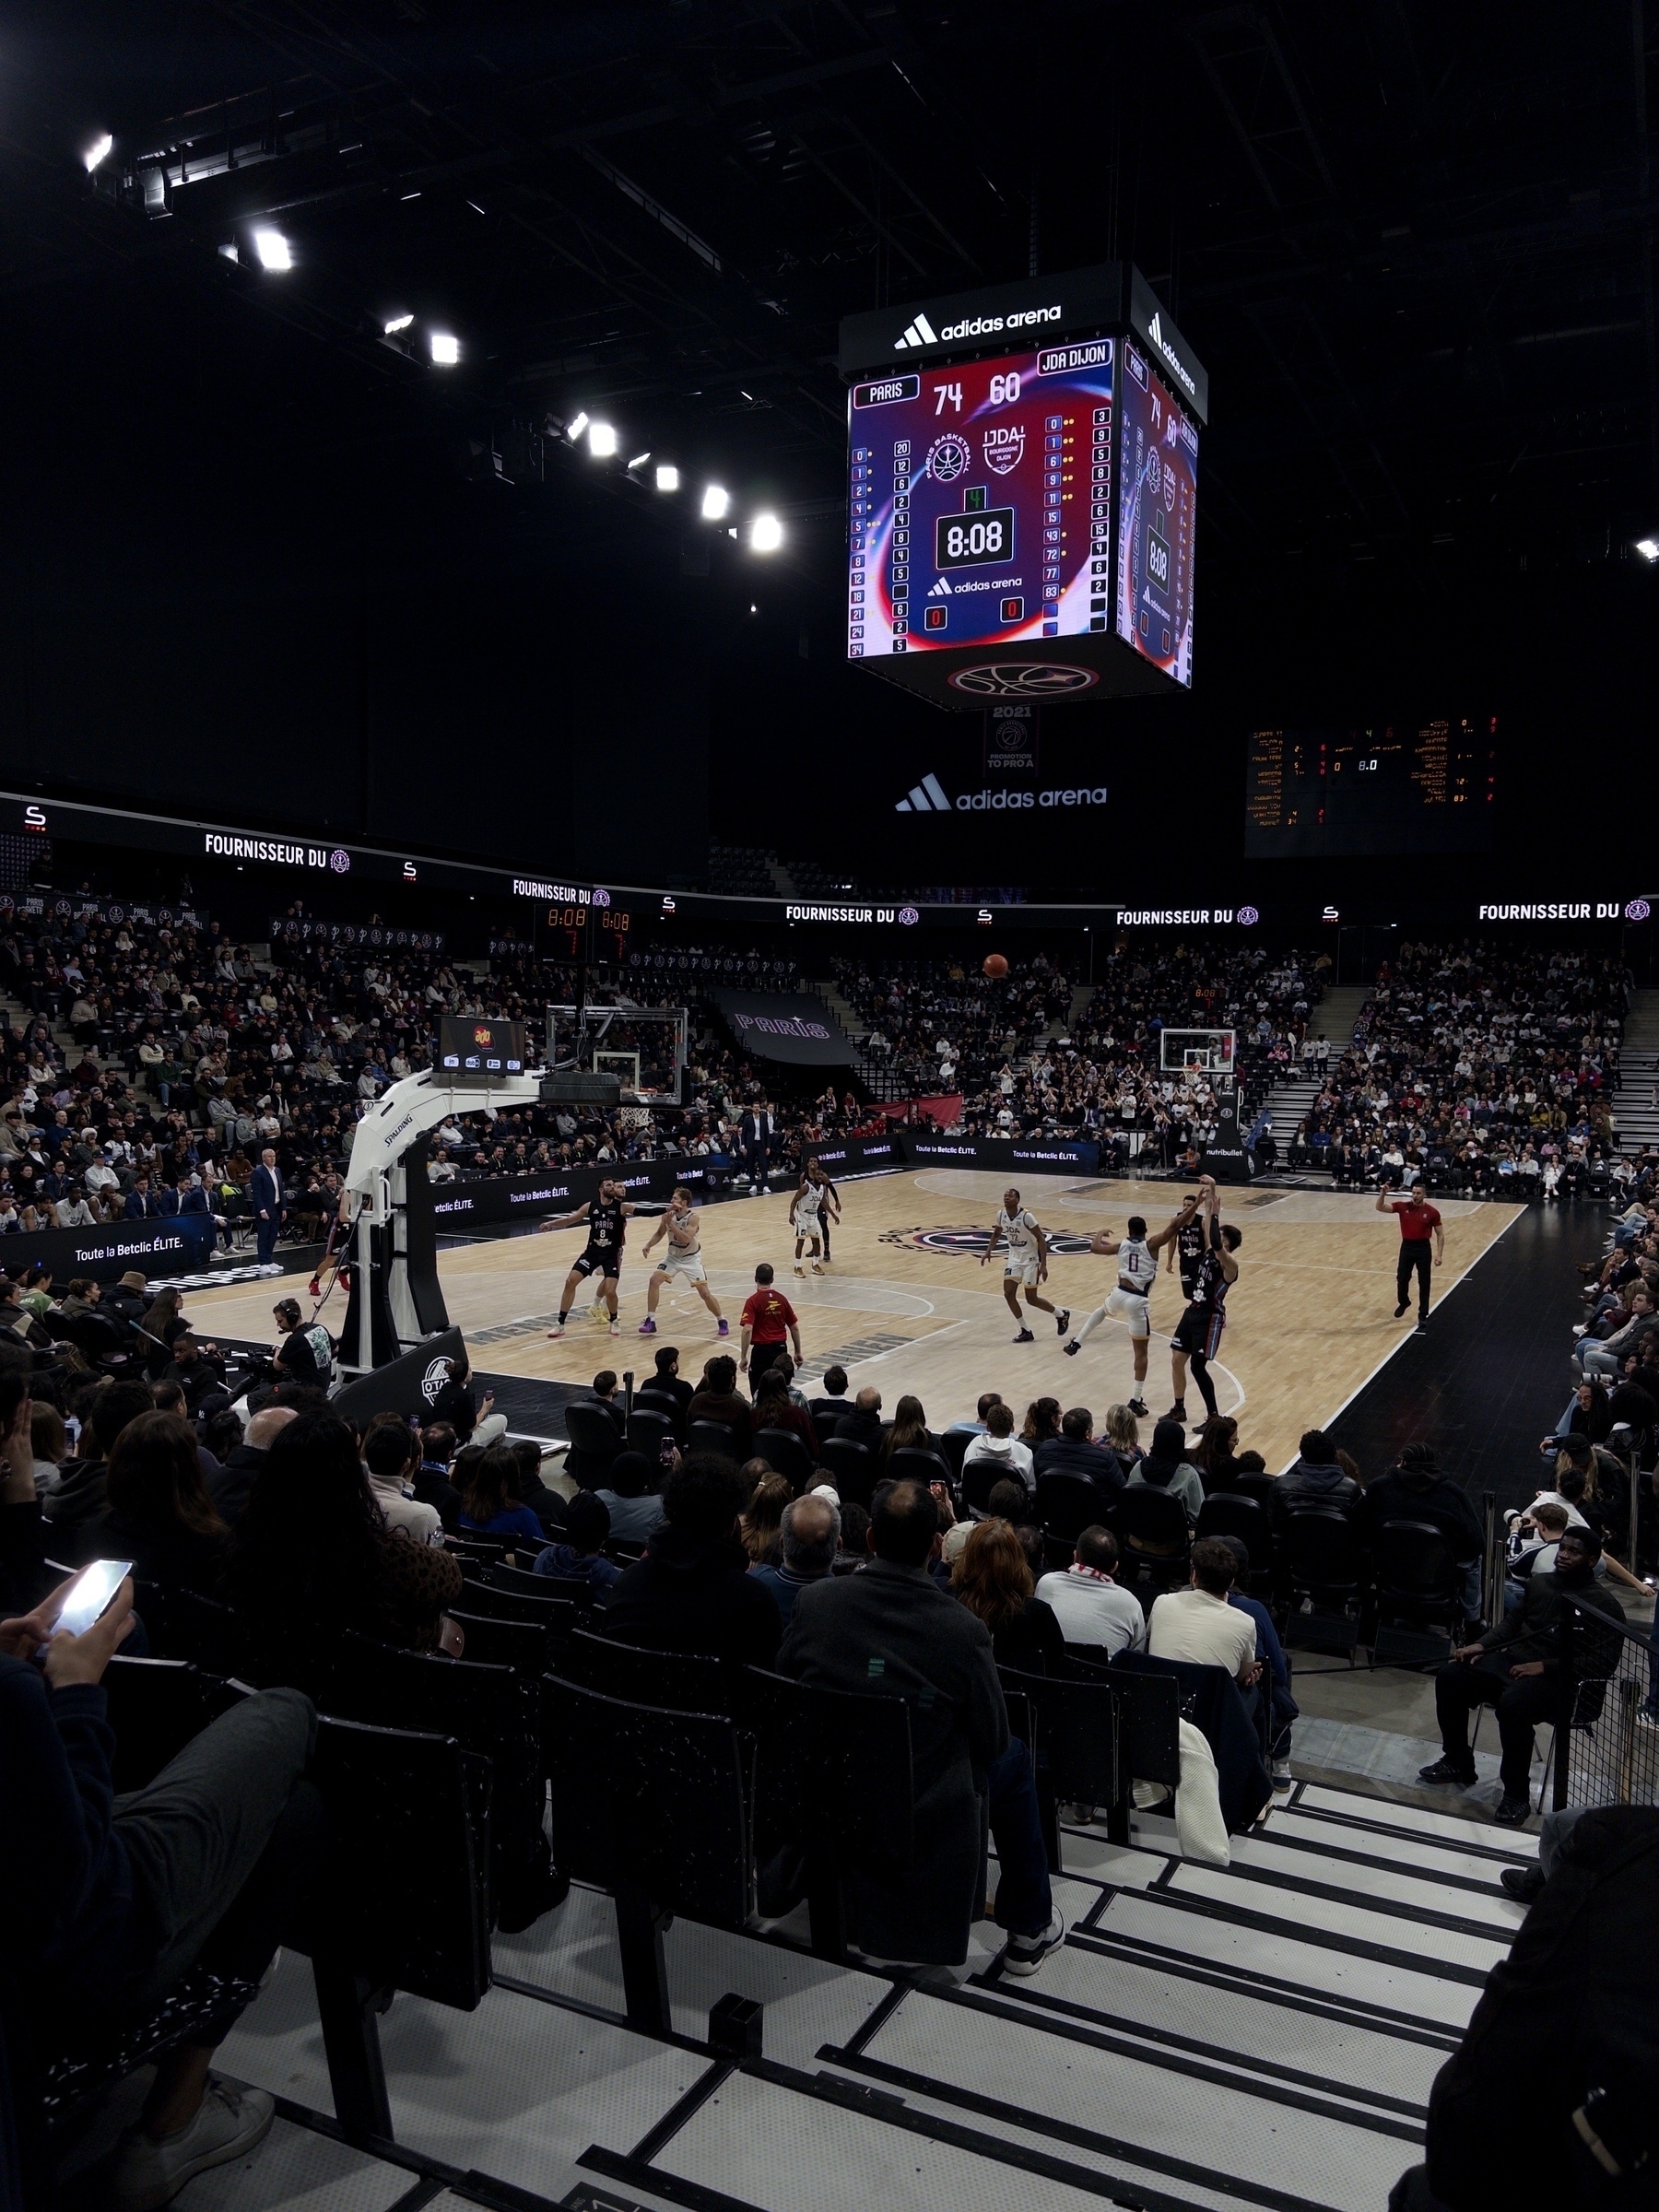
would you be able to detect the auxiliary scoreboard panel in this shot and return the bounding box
[839,263,1205,706]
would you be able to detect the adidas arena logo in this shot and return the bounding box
[1146,311,1197,404]
[895,304,1062,351]
[897,773,1108,814]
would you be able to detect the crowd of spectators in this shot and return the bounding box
[1286,941,1629,1194]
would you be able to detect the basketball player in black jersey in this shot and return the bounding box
[1169,1193,1208,1303]
[1167,1178,1241,1430]
[538,1179,640,1338]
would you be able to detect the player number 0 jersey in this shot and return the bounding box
[1116,1236,1156,1292]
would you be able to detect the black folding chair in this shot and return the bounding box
[1280,1504,1365,1658]
[561,1625,732,1714]
[752,1426,816,1490]
[740,1667,914,1962]
[687,1418,739,1458]
[324,1633,558,1935]
[819,1436,877,1506]
[1195,1492,1275,1587]
[626,1406,675,1462]
[999,1665,1117,1875]
[1034,1471,1104,1546]
[564,1402,625,1478]
[888,1446,952,1491]
[543,1676,752,2032]
[447,1608,562,1675]
[936,1428,972,1482]
[154,1586,248,1677]
[1370,1516,1468,1665]
[1112,1486,1192,1590]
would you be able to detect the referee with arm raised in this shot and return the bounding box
[1378,1176,1444,1333]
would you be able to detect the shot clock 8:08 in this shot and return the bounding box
[935,507,1016,569]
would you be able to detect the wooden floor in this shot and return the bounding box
[183,1171,1524,1473]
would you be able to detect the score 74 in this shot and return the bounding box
[933,381,963,414]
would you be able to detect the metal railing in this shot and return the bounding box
[1556,1590,1657,1813]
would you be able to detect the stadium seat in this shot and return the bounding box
[1033,1470,1103,1545]
[809,1402,847,1452]
[564,1402,624,1474]
[153,1586,248,1678]
[451,1578,582,1640]
[626,1406,675,1461]
[1066,1650,1182,1844]
[888,1445,953,1490]
[687,1418,739,1458]
[740,1665,915,1961]
[633,1386,684,1435]
[961,1457,1009,1517]
[752,1426,816,1490]
[998,1665,1117,1874]
[818,1435,877,1505]
[936,1428,972,1481]
[446,1608,563,1675]
[1112,1487,1192,1587]
[1370,1516,1469,1663]
[1195,1492,1276,1586]
[561,1625,731,1714]
[322,1633,560,1933]
[1278,1504,1365,1656]
[543,1676,751,2032]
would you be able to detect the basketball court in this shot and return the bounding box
[185,1170,1523,1472]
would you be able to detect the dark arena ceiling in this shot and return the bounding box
[4,1,1658,706]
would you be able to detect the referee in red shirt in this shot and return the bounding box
[739,1263,804,1393]
[1377,1178,1445,1332]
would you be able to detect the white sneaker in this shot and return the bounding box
[1002,1909,1065,1977]
[109,2078,276,2209]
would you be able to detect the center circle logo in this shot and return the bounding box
[884,1224,1096,1258]
[1626,899,1651,922]
[927,434,971,483]
[948,663,1099,698]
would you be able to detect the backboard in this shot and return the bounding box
[546,1005,687,1106]
[1158,1028,1236,1080]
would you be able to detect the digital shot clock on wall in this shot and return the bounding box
[839,261,1206,708]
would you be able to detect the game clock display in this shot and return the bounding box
[437,1016,528,1081]
[1115,342,1198,688]
[846,340,1116,659]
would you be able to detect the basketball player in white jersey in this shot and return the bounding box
[790,1171,825,1276]
[981,1186,1070,1343]
[637,1186,729,1338]
[1062,1190,1201,1417]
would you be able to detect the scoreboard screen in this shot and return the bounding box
[1115,341,1198,688]
[1245,721,1498,856]
[846,340,1116,661]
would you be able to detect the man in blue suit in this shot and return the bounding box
[250,1147,284,1269]
[175,1171,229,1256]
[123,1173,163,1220]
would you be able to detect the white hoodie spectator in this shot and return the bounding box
[963,1403,1035,1495]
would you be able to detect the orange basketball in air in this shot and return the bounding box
[982,954,1009,980]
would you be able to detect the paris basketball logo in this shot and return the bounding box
[982,426,1024,475]
[926,434,971,482]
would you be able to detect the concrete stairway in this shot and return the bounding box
[1615,988,1659,1153]
[1256,982,1368,1146]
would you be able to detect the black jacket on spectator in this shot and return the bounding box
[411,1465,464,1531]
[832,1407,886,1451]
[517,1471,567,1537]
[1416,1807,1659,2211]
[41,1460,110,1566]
[1031,1437,1125,1495]
[780,1557,1006,1966]
[1357,1465,1485,1563]
[1273,1459,1360,1524]
[604,1524,781,1667]
[208,1444,269,1526]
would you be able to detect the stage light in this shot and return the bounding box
[587,421,618,456]
[701,484,729,520]
[252,228,292,272]
[565,411,589,442]
[429,331,460,365]
[383,313,414,335]
[1638,537,1659,562]
[84,134,113,172]
[749,512,782,553]
[654,464,679,492]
